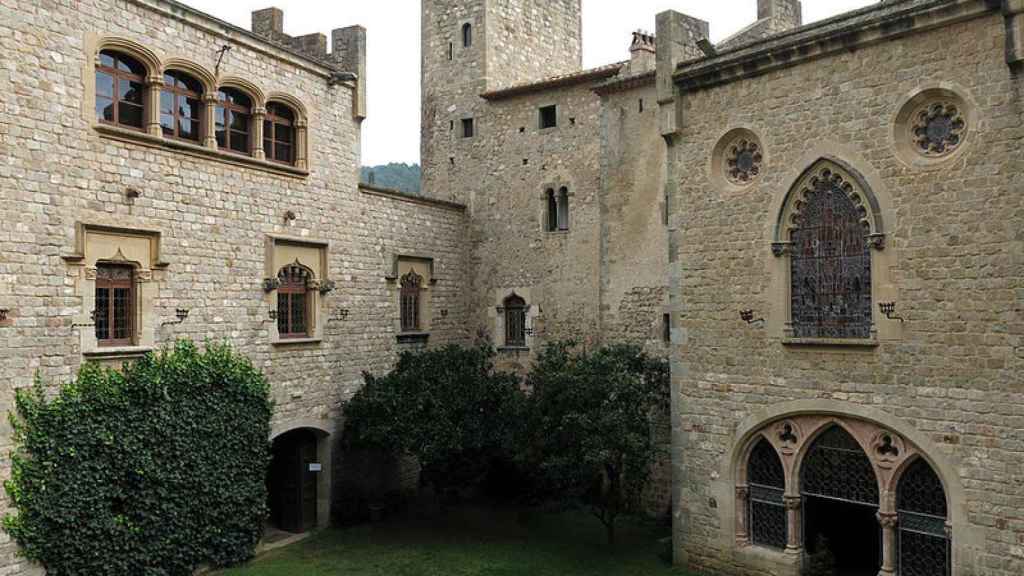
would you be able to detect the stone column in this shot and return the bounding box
[146,75,164,137]
[735,486,750,545]
[877,512,898,575]
[295,119,309,171]
[252,107,266,160]
[784,495,803,554]
[202,93,218,149]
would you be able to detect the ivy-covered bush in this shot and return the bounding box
[342,344,522,497]
[4,340,273,576]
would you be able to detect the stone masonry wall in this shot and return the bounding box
[668,10,1023,576]
[0,1,468,573]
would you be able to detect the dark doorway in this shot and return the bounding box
[804,496,881,576]
[268,428,319,533]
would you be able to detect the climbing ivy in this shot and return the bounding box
[3,340,273,576]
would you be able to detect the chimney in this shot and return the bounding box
[332,26,368,119]
[757,0,803,33]
[252,7,284,39]
[629,30,656,74]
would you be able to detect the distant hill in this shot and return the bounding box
[361,163,421,195]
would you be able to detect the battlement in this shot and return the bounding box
[251,7,366,118]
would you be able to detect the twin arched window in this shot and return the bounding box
[95,47,304,167]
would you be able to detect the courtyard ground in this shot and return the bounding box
[216,507,694,576]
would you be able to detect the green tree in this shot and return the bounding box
[3,340,273,576]
[342,344,522,498]
[523,342,669,545]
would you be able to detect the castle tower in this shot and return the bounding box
[420,0,582,202]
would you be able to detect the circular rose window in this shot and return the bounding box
[716,130,764,187]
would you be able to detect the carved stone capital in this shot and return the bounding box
[783,496,802,511]
[84,267,98,280]
[877,512,899,529]
[735,485,750,500]
[136,269,153,283]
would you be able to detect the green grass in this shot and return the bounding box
[216,507,696,576]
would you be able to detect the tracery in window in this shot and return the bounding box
[504,294,527,347]
[789,168,872,339]
[277,263,311,338]
[400,270,423,333]
[747,438,787,550]
[96,50,147,130]
[215,87,253,155]
[161,70,203,142]
[264,101,295,165]
[95,264,135,346]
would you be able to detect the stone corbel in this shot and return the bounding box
[771,241,793,257]
[135,269,153,283]
[867,233,886,251]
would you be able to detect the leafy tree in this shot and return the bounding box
[361,163,422,194]
[523,342,669,545]
[3,340,273,576]
[342,344,521,498]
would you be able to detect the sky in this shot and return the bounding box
[192,1,877,166]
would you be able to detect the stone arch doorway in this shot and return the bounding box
[799,425,880,575]
[267,425,332,534]
[733,412,954,576]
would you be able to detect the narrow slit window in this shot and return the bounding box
[461,118,475,138]
[557,187,570,231]
[546,189,558,232]
[462,23,472,48]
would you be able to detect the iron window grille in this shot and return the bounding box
[800,426,879,506]
[400,270,423,333]
[748,438,787,550]
[277,264,311,338]
[504,295,527,347]
[898,459,950,576]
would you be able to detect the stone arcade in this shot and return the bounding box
[1,0,1022,575]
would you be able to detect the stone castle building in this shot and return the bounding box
[1,0,1022,575]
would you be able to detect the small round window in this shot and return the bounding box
[894,87,972,167]
[712,129,764,188]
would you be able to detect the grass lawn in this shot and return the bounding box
[216,507,696,576]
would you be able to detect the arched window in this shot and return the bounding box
[546,189,558,231]
[400,270,423,333]
[801,425,879,505]
[504,294,527,347]
[462,23,472,48]
[264,102,296,165]
[898,459,950,576]
[557,187,570,231]
[95,50,147,130]
[277,263,311,339]
[95,263,135,346]
[747,438,786,550]
[215,87,253,155]
[788,166,873,339]
[161,70,203,142]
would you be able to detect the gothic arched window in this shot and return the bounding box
[504,294,527,347]
[277,263,312,338]
[784,163,878,339]
[400,270,424,333]
[747,438,786,550]
[898,459,950,576]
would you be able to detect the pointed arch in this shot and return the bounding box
[773,157,885,251]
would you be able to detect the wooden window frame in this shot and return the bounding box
[95,50,147,132]
[264,102,296,165]
[160,70,203,143]
[95,263,136,347]
[216,88,253,156]
[277,264,312,339]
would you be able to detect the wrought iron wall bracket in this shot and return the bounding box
[879,302,905,323]
[161,309,190,326]
[740,310,765,328]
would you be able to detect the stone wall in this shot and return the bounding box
[665,4,1023,575]
[0,1,467,572]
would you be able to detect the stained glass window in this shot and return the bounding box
[790,169,872,339]
[748,438,787,549]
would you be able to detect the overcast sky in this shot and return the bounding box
[193,1,876,166]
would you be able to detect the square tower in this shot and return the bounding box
[420,0,582,201]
